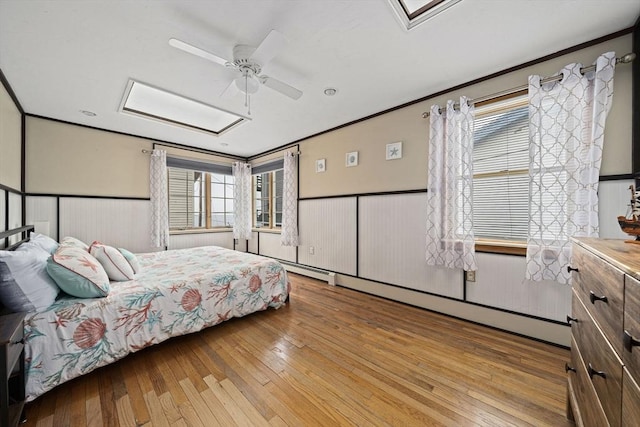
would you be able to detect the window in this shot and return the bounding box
[473,94,529,247]
[168,167,234,230]
[120,80,248,135]
[253,169,283,229]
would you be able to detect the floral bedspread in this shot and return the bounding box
[23,246,289,401]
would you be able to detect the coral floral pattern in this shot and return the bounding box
[23,246,289,401]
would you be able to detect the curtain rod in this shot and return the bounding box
[421,52,635,118]
[141,149,301,155]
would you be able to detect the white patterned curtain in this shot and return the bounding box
[281,152,299,246]
[233,162,252,241]
[426,97,477,271]
[150,149,169,249]
[526,52,616,284]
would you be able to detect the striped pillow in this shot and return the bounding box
[89,242,136,282]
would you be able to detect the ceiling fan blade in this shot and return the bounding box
[169,38,230,67]
[220,79,240,98]
[260,76,302,100]
[250,30,286,66]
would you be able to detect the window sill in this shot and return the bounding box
[475,240,526,256]
[252,228,281,234]
[170,228,233,236]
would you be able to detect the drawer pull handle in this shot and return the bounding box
[567,266,579,273]
[587,363,607,380]
[566,315,578,325]
[624,330,640,352]
[589,291,608,305]
[565,363,576,373]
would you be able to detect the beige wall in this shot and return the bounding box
[0,82,22,191]
[296,34,633,198]
[26,117,153,197]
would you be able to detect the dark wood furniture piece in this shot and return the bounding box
[0,312,26,427]
[567,238,640,427]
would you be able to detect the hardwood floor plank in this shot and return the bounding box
[119,354,151,425]
[97,366,118,427]
[85,395,103,427]
[178,378,225,427]
[21,273,571,426]
[142,390,170,427]
[218,377,272,427]
[68,378,87,427]
[115,395,137,427]
[176,401,205,427]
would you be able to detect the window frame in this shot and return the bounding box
[252,169,284,231]
[168,167,235,232]
[473,91,529,256]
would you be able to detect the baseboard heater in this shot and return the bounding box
[279,261,336,286]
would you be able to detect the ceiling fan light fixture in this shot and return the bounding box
[234,73,260,94]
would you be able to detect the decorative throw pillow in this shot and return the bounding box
[26,232,59,254]
[59,236,89,251]
[118,248,141,274]
[47,246,110,298]
[89,241,135,281]
[0,247,60,312]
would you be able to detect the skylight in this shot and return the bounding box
[388,0,462,30]
[119,80,248,136]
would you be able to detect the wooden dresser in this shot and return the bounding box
[567,238,640,427]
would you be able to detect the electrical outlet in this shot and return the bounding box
[309,246,315,255]
[466,270,476,282]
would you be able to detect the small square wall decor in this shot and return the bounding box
[346,151,358,167]
[386,142,402,160]
[316,158,326,173]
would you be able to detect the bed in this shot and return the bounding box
[0,226,290,401]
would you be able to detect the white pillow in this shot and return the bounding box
[59,236,89,251]
[0,247,60,312]
[47,246,110,298]
[89,242,135,281]
[26,232,59,254]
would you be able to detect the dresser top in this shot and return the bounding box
[573,237,640,281]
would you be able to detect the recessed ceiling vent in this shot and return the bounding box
[387,0,462,30]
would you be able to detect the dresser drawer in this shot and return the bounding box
[624,275,640,380]
[571,291,623,427]
[622,367,640,427]
[572,244,625,356]
[568,336,609,427]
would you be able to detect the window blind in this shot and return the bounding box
[166,156,232,175]
[252,159,284,175]
[473,101,529,241]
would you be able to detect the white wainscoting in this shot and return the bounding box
[8,192,22,246]
[256,232,296,262]
[248,231,258,253]
[599,179,635,239]
[466,252,571,322]
[298,197,357,275]
[169,232,234,250]
[235,238,247,253]
[59,198,155,253]
[359,193,463,299]
[26,196,58,239]
[0,189,5,234]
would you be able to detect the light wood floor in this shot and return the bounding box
[23,273,572,427]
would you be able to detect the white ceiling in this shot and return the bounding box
[1,0,638,158]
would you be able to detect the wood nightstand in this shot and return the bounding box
[0,312,26,427]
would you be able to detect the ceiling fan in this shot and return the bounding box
[169,30,302,114]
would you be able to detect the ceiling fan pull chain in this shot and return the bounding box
[244,73,251,115]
